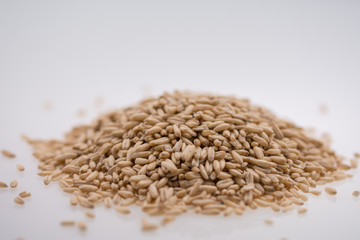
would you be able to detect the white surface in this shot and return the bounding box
[1,1,360,240]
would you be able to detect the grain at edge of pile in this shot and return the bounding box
[141,218,158,231]
[298,208,307,214]
[264,219,273,225]
[350,159,358,169]
[78,221,87,231]
[85,211,95,218]
[0,181,8,188]
[1,150,16,158]
[43,175,52,185]
[115,206,130,214]
[161,215,176,225]
[282,205,295,213]
[310,190,322,196]
[14,196,24,205]
[60,220,75,226]
[70,195,78,205]
[325,187,337,196]
[16,164,25,171]
[10,180,18,188]
[352,190,360,197]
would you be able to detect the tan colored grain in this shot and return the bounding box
[19,191,31,198]
[183,145,195,162]
[78,221,87,231]
[61,220,75,226]
[325,187,337,196]
[16,164,25,171]
[0,181,8,188]
[70,195,78,205]
[161,215,176,225]
[282,205,295,213]
[78,196,94,209]
[14,196,24,205]
[79,185,98,192]
[350,159,358,169]
[116,206,130,214]
[352,190,360,197]
[104,197,112,208]
[264,219,273,225]
[85,211,95,218]
[298,208,307,214]
[141,218,158,231]
[310,190,321,196]
[1,150,15,158]
[43,175,52,185]
[10,180,18,188]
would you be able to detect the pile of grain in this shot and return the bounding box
[27,91,351,219]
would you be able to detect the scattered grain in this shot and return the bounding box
[298,208,307,214]
[325,187,337,196]
[85,211,95,218]
[264,219,273,225]
[16,164,25,172]
[61,221,75,226]
[1,150,15,158]
[78,221,87,231]
[70,195,78,205]
[352,190,360,197]
[14,196,24,205]
[141,218,158,231]
[0,181,8,188]
[19,191,31,198]
[350,159,358,169]
[310,190,322,196]
[161,215,176,225]
[10,180,18,188]
[116,206,130,214]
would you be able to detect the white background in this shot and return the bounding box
[1,1,360,239]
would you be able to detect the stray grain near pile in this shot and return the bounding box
[310,190,322,196]
[325,187,337,196]
[14,196,24,205]
[264,219,273,225]
[116,206,130,214]
[10,180,18,188]
[352,191,360,197]
[19,191,31,198]
[61,221,75,226]
[0,181,8,188]
[16,164,25,171]
[1,150,15,158]
[142,218,158,231]
[298,208,307,214]
[25,91,354,225]
[85,211,95,218]
[162,215,176,225]
[78,221,87,231]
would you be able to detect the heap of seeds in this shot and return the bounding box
[26,91,352,220]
